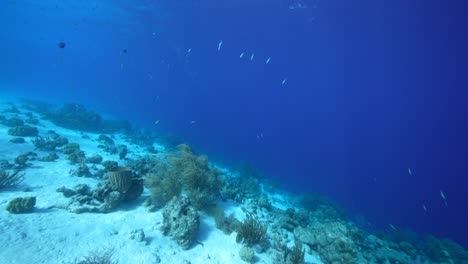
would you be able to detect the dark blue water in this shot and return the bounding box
[2,0,468,247]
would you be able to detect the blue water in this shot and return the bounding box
[2,0,468,248]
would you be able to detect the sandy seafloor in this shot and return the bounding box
[0,98,323,264]
[2,97,468,264]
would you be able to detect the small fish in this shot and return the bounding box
[190,120,196,125]
[218,40,223,51]
[389,224,397,231]
[154,120,160,125]
[250,53,255,61]
[239,52,244,59]
[187,48,192,53]
[120,63,124,70]
[281,78,288,85]
[265,57,271,64]
[440,190,448,207]
[422,204,428,212]
[408,168,412,175]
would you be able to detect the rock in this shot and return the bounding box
[9,137,25,144]
[161,196,200,250]
[129,229,146,242]
[294,221,358,264]
[239,246,256,263]
[8,126,38,137]
[123,178,144,202]
[86,155,103,164]
[57,186,77,198]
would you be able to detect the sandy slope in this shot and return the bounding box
[0,101,323,264]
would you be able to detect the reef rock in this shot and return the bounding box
[294,220,358,264]
[161,196,200,250]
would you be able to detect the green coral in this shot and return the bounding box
[86,155,103,164]
[62,143,81,154]
[144,144,223,209]
[6,196,36,213]
[173,145,223,209]
[236,213,267,245]
[61,143,85,164]
[32,134,68,151]
[14,152,37,167]
[39,152,59,162]
[144,170,182,208]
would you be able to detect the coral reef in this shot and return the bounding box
[49,103,103,132]
[8,125,38,137]
[6,196,36,214]
[32,132,69,151]
[0,117,24,127]
[161,196,200,250]
[57,168,142,213]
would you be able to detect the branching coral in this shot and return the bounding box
[144,144,223,209]
[0,169,24,188]
[236,213,267,245]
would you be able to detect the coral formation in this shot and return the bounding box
[9,137,25,144]
[107,166,133,193]
[49,103,103,132]
[8,125,38,137]
[61,143,85,164]
[161,196,200,250]
[32,133,68,151]
[145,144,223,209]
[57,169,142,213]
[14,152,37,168]
[39,152,59,162]
[239,246,256,263]
[0,116,24,127]
[86,155,103,164]
[6,196,36,214]
[236,213,267,246]
[0,169,24,188]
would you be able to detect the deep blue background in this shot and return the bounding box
[1,0,468,247]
